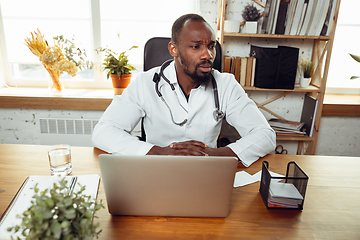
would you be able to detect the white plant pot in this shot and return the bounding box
[300,77,311,88]
[224,20,241,33]
[243,21,258,34]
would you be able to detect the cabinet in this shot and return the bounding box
[216,0,341,154]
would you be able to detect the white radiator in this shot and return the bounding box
[39,118,99,147]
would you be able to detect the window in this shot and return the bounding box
[326,0,360,94]
[0,0,198,89]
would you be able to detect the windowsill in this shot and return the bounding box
[323,94,360,116]
[0,87,359,116]
[0,87,115,110]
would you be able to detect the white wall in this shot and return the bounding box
[0,108,359,157]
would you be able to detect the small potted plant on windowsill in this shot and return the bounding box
[241,3,261,34]
[96,45,138,95]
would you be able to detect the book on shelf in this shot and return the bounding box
[240,57,247,86]
[300,94,318,137]
[261,0,273,34]
[299,0,316,35]
[267,0,281,34]
[306,0,328,36]
[320,0,337,36]
[234,56,241,82]
[0,175,101,238]
[268,118,305,131]
[289,0,305,35]
[295,1,308,35]
[275,0,289,35]
[223,56,255,87]
[223,56,232,73]
[284,0,298,35]
[313,0,331,36]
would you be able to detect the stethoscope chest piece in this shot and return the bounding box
[213,109,224,122]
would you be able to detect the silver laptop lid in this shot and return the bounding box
[98,155,238,217]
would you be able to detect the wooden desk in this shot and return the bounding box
[0,144,359,239]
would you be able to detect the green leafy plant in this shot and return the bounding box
[298,59,314,78]
[53,35,93,71]
[96,45,138,79]
[7,178,104,240]
[349,53,360,79]
[241,3,261,21]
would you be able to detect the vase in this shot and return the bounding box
[48,70,64,94]
[111,74,132,95]
[300,77,311,88]
[243,21,258,34]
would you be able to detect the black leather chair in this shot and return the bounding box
[143,37,222,72]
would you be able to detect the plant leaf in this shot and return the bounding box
[349,53,360,63]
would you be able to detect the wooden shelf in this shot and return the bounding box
[276,136,314,141]
[222,32,331,40]
[243,84,320,93]
[216,0,342,155]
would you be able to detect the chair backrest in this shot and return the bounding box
[143,37,222,72]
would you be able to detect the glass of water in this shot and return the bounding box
[48,144,72,176]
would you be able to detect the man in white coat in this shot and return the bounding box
[92,14,276,167]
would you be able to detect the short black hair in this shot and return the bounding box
[171,14,207,44]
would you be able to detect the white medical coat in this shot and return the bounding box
[92,61,276,167]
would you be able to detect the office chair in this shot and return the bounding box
[139,37,223,142]
[143,37,222,72]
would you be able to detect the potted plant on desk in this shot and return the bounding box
[7,178,104,239]
[96,45,138,95]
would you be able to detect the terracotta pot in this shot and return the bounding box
[110,74,132,95]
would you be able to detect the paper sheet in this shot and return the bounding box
[233,170,284,188]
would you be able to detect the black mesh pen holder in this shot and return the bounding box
[259,161,309,210]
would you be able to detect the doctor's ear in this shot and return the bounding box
[168,42,178,57]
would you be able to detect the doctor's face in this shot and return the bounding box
[176,20,216,85]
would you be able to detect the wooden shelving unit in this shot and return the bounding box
[216,0,341,155]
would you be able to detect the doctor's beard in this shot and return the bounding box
[179,54,213,85]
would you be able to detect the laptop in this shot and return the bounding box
[98,154,238,217]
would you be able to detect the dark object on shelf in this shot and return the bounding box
[251,45,299,89]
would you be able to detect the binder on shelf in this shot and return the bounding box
[300,94,318,137]
[251,45,299,89]
[259,161,309,210]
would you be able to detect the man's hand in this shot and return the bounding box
[147,140,238,159]
[147,140,208,156]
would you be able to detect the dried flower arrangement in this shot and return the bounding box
[25,30,92,92]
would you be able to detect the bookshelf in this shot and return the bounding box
[216,0,341,155]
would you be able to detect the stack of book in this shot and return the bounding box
[260,0,338,36]
[268,118,306,136]
[268,181,304,208]
[223,56,256,87]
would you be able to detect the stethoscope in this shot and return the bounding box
[152,59,224,126]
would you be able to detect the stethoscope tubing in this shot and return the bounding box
[154,59,224,125]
